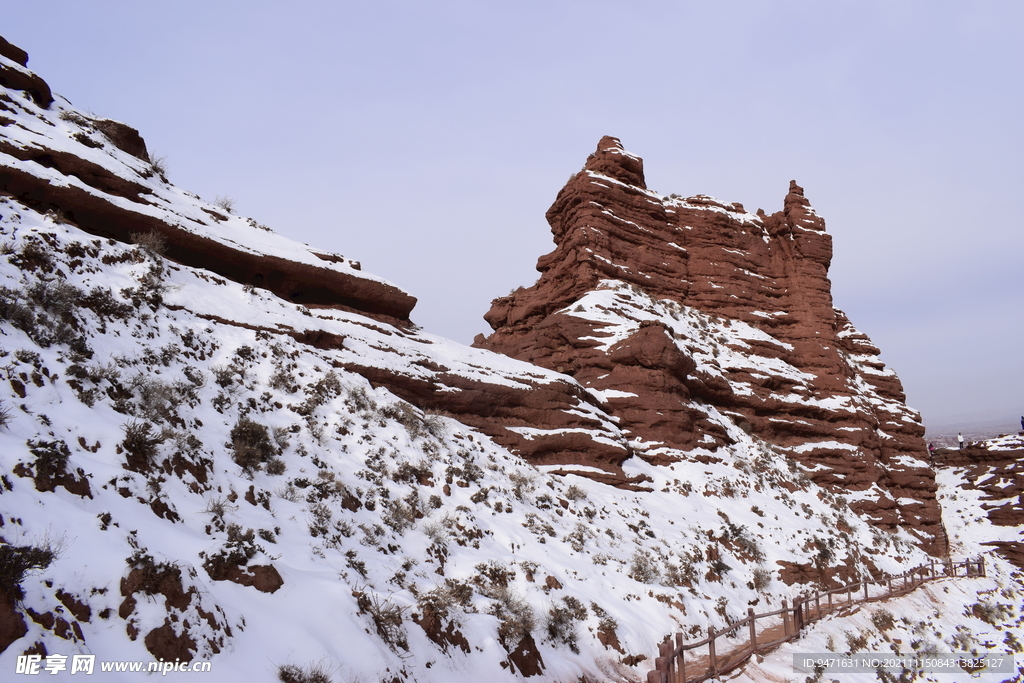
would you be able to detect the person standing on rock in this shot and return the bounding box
[1020,415,1023,432]
[958,433,965,450]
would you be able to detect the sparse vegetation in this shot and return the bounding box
[120,420,165,465]
[0,541,58,601]
[488,586,535,650]
[214,195,235,213]
[277,663,332,683]
[752,567,772,591]
[545,596,588,653]
[871,609,896,632]
[130,230,167,258]
[628,551,660,584]
[0,400,12,429]
[230,416,276,473]
[147,152,168,177]
[354,589,408,652]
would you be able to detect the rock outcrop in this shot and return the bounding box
[935,434,1024,567]
[0,40,413,322]
[477,136,944,553]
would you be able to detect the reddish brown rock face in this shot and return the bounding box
[935,442,1024,567]
[477,136,944,554]
[0,36,414,323]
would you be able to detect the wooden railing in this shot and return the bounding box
[647,557,986,683]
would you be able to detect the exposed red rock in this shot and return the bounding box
[477,136,944,553]
[0,48,53,108]
[0,37,414,323]
[935,441,1024,567]
[0,591,28,654]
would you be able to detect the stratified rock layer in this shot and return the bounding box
[477,136,944,554]
[0,45,414,322]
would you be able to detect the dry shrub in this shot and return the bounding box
[545,596,588,653]
[354,590,408,651]
[230,416,276,473]
[489,586,535,649]
[277,662,333,683]
[0,542,57,601]
[120,420,165,464]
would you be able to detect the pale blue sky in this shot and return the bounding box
[4,1,1022,428]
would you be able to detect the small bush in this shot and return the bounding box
[121,420,165,464]
[752,567,772,591]
[845,629,870,652]
[0,280,87,349]
[148,153,168,177]
[0,542,57,601]
[277,663,332,683]
[590,602,617,633]
[972,600,1012,626]
[212,364,237,388]
[72,131,103,148]
[628,551,660,584]
[546,596,588,653]
[269,364,298,393]
[230,417,276,473]
[214,196,235,213]
[564,484,587,501]
[354,590,408,652]
[129,375,179,423]
[382,499,416,535]
[489,586,535,649]
[130,230,167,258]
[0,400,12,429]
[871,609,896,632]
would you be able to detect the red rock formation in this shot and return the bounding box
[935,441,1024,567]
[0,36,413,322]
[477,136,944,554]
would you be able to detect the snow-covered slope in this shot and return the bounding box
[1,36,1021,683]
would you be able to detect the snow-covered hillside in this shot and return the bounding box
[2,35,1022,683]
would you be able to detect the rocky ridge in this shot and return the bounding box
[477,136,943,553]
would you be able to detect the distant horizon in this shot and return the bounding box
[2,2,1021,429]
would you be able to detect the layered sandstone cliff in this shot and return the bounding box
[477,136,944,553]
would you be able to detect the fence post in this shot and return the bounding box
[782,599,790,636]
[794,597,804,632]
[659,639,673,683]
[675,633,683,683]
[828,589,833,612]
[748,608,757,653]
[647,670,666,683]
[708,626,718,677]
[887,576,892,596]
[981,556,986,577]
[864,579,869,601]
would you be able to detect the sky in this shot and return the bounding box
[3,1,1022,430]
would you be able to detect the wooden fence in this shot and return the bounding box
[647,557,986,683]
